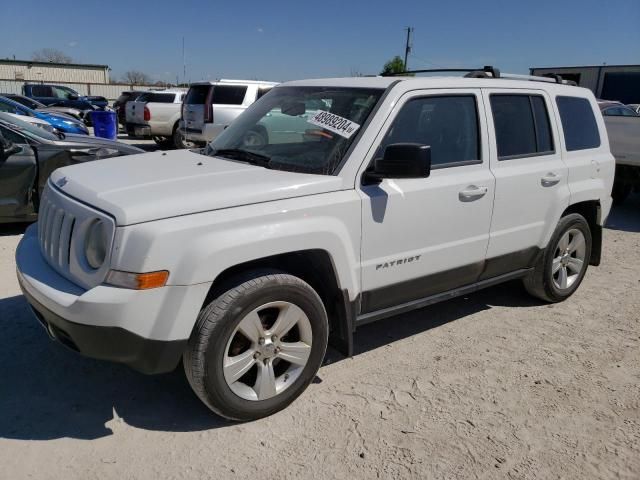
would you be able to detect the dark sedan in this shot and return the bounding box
[0,112,144,223]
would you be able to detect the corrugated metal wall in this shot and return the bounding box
[0,62,109,83]
[530,65,640,99]
[0,80,157,101]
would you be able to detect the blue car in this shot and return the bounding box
[0,96,89,135]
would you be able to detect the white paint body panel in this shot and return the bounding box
[15,76,615,344]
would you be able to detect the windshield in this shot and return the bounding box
[205,86,384,175]
[0,112,59,141]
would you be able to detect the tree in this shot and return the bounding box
[122,70,152,85]
[380,56,408,75]
[32,48,73,64]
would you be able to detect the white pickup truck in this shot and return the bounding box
[180,79,278,146]
[16,70,614,421]
[125,89,187,148]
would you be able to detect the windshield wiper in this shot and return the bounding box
[211,148,271,167]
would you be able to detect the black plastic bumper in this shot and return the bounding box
[20,284,187,375]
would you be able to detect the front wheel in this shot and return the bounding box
[523,213,592,302]
[184,271,328,421]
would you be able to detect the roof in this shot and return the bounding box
[190,79,279,86]
[280,76,590,94]
[0,58,109,69]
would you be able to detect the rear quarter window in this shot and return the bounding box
[556,96,601,151]
[212,85,248,105]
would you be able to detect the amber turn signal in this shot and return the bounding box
[106,270,169,290]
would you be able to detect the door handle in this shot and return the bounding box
[541,172,562,187]
[459,185,488,202]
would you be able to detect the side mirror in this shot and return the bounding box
[281,101,306,117]
[0,138,22,162]
[363,143,431,184]
[68,94,79,100]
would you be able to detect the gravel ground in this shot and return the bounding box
[0,195,638,480]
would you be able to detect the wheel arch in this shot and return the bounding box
[201,249,355,356]
[561,200,602,266]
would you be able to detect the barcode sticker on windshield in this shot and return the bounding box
[307,110,361,139]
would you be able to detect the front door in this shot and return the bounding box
[358,89,495,315]
[0,126,37,221]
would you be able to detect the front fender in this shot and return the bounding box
[110,191,362,301]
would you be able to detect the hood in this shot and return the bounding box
[50,149,345,225]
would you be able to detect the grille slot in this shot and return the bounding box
[36,182,115,289]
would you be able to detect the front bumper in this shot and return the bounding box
[15,225,209,374]
[19,281,186,374]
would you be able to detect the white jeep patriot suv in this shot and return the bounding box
[16,68,614,421]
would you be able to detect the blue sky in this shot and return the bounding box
[4,0,639,83]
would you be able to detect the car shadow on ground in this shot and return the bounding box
[0,280,539,441]
[0,223,31,237]
[605,192,640,233]
[0,295,228,440]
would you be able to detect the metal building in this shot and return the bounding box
[0,59,110,84]
[530,64,640,104]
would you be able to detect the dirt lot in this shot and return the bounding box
[0,195,638,480]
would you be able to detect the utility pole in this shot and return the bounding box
[403,27,413,71]
[182,36,186,85]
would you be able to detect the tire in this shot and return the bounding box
[184,271,328,421]
[173,125,196,149]
[523,213,592,303]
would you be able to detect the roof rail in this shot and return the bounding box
[381,65,501,78]
[380,65,577,86]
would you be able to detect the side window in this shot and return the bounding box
[490,94,554,159]
[378,95,480,168]
[0,126,27,144]
[556,96,600,151]
[31,85,53,97]
[212,85,248,105]
[52,86,70,99]
[256,87,272,100]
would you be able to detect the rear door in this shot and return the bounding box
[0,126,37,221]
[183,84,212,133]
[482,89,569,269]
[210,84,249,126]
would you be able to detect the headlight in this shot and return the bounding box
[84,219,107,269]
[36,123,56,133]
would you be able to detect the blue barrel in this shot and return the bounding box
[91,111,118,140]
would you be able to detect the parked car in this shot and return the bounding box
[2,93,84,122]
[0,96,89,135]
[125,89,187,148]
[180,79,278,146]
[5,112,59,134]
[0,112,143,223]
[23,83,108,112]
[599,101,640,204]
[113,91,146,127]
[15,71,614,421]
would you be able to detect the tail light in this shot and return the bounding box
[144,105,151,121]
[204,87,214,123]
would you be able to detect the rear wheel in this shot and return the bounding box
[173,125,196,149]
[523,213,592,302]
[184,271,328,421]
